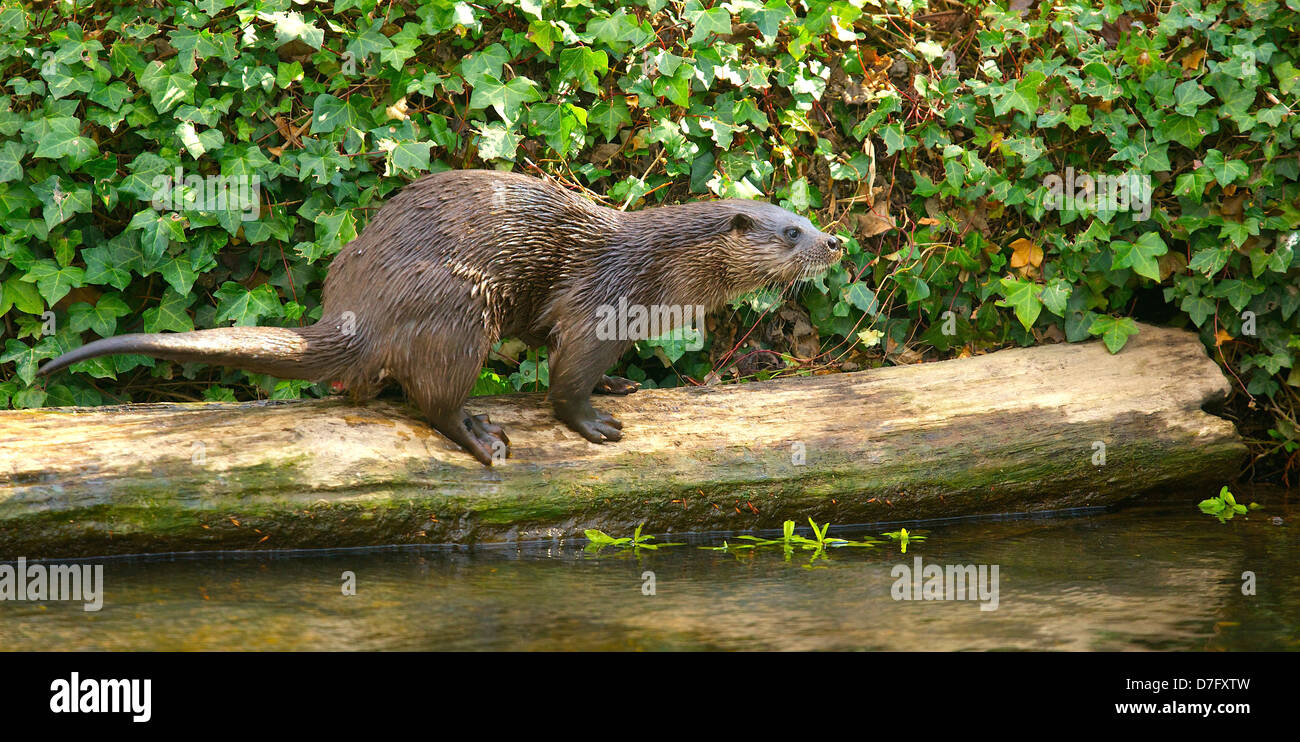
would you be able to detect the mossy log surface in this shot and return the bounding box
[0,323,1244,558]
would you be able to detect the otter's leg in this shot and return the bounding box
[593,375,640,395]
[549,336,632,443]
[402,331,509,466]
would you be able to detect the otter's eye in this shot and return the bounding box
[784,227,801,241]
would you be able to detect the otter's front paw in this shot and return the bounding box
[593,375,640,396]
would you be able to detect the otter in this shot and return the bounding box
[38,170,842,465]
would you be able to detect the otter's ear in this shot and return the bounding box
[729,212,754,232]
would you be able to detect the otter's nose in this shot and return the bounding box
[826,237,842,254]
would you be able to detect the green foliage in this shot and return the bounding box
[1197,485,1260,523]
[583,522,680,551]
[881,527,928,554]
[0,0,1297,477]
[705,519,879,565]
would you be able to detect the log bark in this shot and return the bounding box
[0,323,1244,558]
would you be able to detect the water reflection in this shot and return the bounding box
[1,503,1294,651]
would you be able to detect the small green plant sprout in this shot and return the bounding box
[583,523,681,552]
[881,528,928,554]
[721,519,877,555]
[1198,487,1261,523]
[803,518,878,549]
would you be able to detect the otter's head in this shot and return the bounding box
[717,200,843,292]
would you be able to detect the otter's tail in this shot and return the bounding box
[37,324,357,381]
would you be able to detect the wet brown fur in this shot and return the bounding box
[40,170,841,465]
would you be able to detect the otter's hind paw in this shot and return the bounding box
[460,413,510,465]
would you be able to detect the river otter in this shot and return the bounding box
[38,170,842,465]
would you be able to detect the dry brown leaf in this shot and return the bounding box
[1157,251,1188,281]
[1040,324,1066,343]
[1181,49,1207,73]
[856,199,896,237]
[1009,238,1043,269]
[1220,193,1247,222]
[589,143,621,164]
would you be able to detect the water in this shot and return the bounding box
[2,501,1295,651]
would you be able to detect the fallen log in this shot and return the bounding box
[0,323,1244,558]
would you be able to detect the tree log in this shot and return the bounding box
[0,323,1244,558]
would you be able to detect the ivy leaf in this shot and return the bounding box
[997,277,1043,330]
[475,122,522,162]
[176,122,224,159]
[1156,111,1214,149]
[143,289,196,333]
[1,337,61,385]
[295,137,348,185]
[993,70,1045,117]
[1188,246,1231,277]
[0,140,27,183]
[22,259,85,305]
[557,47,608,94]
[313,209,358,257]
[1038,280,1071,317]
[1202,149,1248,185]
[1180,294,1216,326]
[0,275,44,315]
[1109,232,1168,281]
[214,282,284,326]
[346,20,393,62]
[68,294,132,337]
[1209,278,1262,312]
[138,60,197,112]
[161,255,198,296]
[128,208,187,263]
[82,243,137,291]
[1172,80,1213,116]
[261,10,324,49]
[686,5,732,46]
[31,116,98,166]
[589,98,632,141]
[528,20,559,54]
[469,75,541,123]
[89,81,133,112]
[30,175,92,229]
[1088,315,1140,353]
[744,0,794,41]
[387,140,432,174]
[844,282,879,315]
[311,94,368,134]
